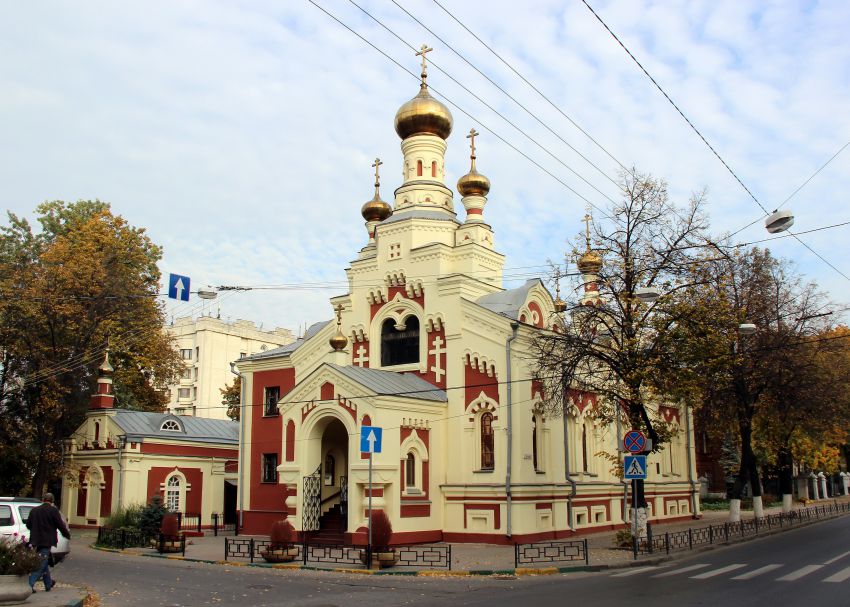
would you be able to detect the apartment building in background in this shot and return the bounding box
[165,316,295,420]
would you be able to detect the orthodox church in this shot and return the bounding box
[236,48,698,543]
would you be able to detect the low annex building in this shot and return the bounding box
[235,50,699,543]
[61,352,239,528]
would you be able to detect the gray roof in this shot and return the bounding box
[381,210,461,226]
[111,410,238,444]
[475,278,543,319]
[243,320,332,360]
[327,363,447,402]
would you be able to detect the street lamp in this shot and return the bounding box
[738,323,757,336]
[765,209,794,234]
[634,286,661,303]
[197,288,218,300]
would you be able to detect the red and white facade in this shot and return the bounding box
[235,65,699,543]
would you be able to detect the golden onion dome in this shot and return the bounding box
[361,195,392,223]
[394,84,453,140]
[457,167,490,197]
[329,329,348,352]
[577,250,603,275]
[99,350,114,377]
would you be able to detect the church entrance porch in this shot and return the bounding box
[302,416,349,544]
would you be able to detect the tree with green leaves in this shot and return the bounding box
[0,200,181,496]
[221,376,241,421]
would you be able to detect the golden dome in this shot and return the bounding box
[361,195,392,222]
[99,349,114,377]
[577,250,603,275]
[329,329,348,352]
[457,167,490,197]
[394,84,453,140]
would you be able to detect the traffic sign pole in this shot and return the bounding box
[368,451,373,568]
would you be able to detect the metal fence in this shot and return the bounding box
[514,539,589,568]
[96,527,153,549]
[211,513,238,536]
[175,512,202,533]
[632,501,850,558]
[224,538,452,570]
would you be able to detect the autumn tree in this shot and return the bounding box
[532,170,709,534]
[0,200,181,496]
[221,376,241,421]
[667,246,838,518]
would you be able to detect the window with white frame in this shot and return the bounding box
[264,386,280,416]
[180,349,192,360]
[177,388,191,399]
[380,316,419,366]
[405,452,417,489]
[165,475,182,512]
[262,453,278,483]
[480,412,495,471]
[180,367,192,380]
[161,419,181,432]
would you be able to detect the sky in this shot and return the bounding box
[1,0,848,334]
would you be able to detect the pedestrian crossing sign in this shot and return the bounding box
[624,455,647,479]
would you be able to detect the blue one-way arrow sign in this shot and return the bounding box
[168,273,190,302]
[360,426,382,454]
[624,455,647,480]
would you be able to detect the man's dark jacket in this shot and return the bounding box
[25,503,71,548]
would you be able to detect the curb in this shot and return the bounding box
[88,509,850,578]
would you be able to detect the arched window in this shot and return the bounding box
[417,160,423,176]
[431,161,437,177]
[165,475,182,512]
[532,415,538,471]
[581,422,589,473]
[161,419,181,432]
[406,452,416,488]
[380,316,420,366]
[481,412,494,470]
[324,453,336,486]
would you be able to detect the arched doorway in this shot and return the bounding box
[302,415,350,538]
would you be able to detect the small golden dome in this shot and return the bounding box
[329,329,348,352]
[457,167,490,197]
[99,350,114,377]
[554,297,567,313]
[361,195,392,222]
[577,250,603,275]
[395,84,453,140]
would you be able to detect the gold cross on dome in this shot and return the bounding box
[467,128,479,158]
[335,303,343,327]
[372,158,383,187]
[416,44,433,82]
[583,213,593,249]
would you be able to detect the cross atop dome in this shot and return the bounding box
[416,44,433,86]
[467,128,479,160]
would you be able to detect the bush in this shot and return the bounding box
[104,503,144,529]
[614,529,633,548]
[138,495,167,537]
[160,513,179,536]
[369,511,393,550]
[269,519,295,549]
[0,535,43,575]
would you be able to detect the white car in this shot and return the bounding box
[0,497,71,563]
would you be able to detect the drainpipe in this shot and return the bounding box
[116,436,125,511]
[684,404,698,518]
[562,413,577,530]
[231,361,245,530]
[506,322,519,539]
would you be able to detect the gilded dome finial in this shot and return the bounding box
[457,127,490,198]
[553,268,567,313]
[577,212,603,275]
[416,44,433,88]
[329,303,348,351]
[361,157,392,223]
[99,347,114,377]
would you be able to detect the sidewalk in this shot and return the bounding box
[104,497,850,575]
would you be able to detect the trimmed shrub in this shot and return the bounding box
[370,510,393,550]
[270,519,295,549]
[161,513,179,536]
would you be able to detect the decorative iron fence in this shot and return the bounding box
[211,513,238,536]
[632,500,850,558]
[96,527,153,549]
[157,533,186,556]
[515,539,589,568]
[176,512,202,533]
[223,538,451,569]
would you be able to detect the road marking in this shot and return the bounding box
[611,567,659,577]
[776,565,823,581]
[691,564,747,579]
[824,551,850,565]
[731,564,783,580]
[652,564,710,578]
[823,565,850,583]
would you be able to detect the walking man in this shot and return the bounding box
[26,493,71,593]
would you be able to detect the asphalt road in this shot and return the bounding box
[57,515,850,606]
